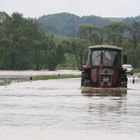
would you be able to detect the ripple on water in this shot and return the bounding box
[0,78,140,137]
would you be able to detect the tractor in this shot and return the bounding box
[81,45,127,95]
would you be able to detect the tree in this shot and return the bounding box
[78,25,105,44]
[56,44,65,64]
[0,12,9,24]
[104,23,128,46]
[70,39,88,70]
[0,12,43,69]
[128,21,140,66]
[2,13,26,69]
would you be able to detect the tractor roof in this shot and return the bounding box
[89,45,122,50]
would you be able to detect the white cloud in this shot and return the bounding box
[0,0,140,18]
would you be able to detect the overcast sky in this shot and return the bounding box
[1,0,140,18]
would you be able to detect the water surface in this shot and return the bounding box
[0,78,140,139]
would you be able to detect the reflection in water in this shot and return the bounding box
[0,78,140,140]
[87,96,127,114]
[85,96,128,133]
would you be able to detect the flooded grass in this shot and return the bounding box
[0,79,11,86]
[33,74,81,80]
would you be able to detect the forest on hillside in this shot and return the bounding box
[37,12,140,36]
[37,13,111,36]
[0,12,140,70]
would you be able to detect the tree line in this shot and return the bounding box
[0,12,140,70]
[62,21,140,69]
[0,12,65,70]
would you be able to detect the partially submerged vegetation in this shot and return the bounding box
[0,79,11,86]
[33,74,81,80]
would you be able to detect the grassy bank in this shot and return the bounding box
[33,74,81,80]
[134,68,140,73]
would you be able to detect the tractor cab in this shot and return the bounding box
[81,45,127,88]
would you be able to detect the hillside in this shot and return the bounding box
[123,15,140,24]
[37,13,111,36]
[37,13,140,36]
[106,17,124,22]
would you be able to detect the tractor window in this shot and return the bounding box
[102,50,118,66]
[92,50,101,65]
[92,50,119,66]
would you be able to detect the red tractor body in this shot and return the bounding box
[81,45,127,90]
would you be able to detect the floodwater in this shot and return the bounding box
[0,76,140,140]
